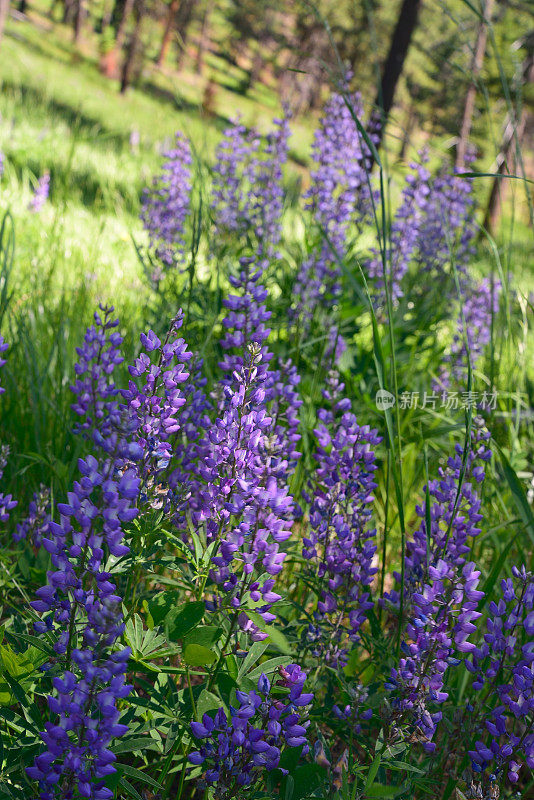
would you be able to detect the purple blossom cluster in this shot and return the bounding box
[193,342,293,638]
[28,311,143,798]
[189,666,312,794]
[436,276,501,391]
[14,484,51,547]
[466,566,534,784]
[368,156,431,306]
[70,306,124,443]
[211,114,290,262]
[417,166,477,278]
[27,309,195,798]
[293,87,375,351]
[122,312,192,499]
[140,131,192,275]
[28,453,140,797]
[387,560,484,752]
[302,372,380,666]
[0,336,16,522]
[29,171,50,212]
[218,256,301,481]
[384,419,491,611]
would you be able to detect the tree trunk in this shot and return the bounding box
[18,0,26,14]
[455,0,495,169]
[483,51,534,233]
[109,0,125,30]
[97,0,114,32]
[120,0,143,93]
[175,0,195,68]
[114,0,134,51]
[157,0,179,67]
[0,0,9,46]
[398,101,416,162]
[195,0,212,74]
[370,0,422,158]
[74,0,84,43]
[63,0,76,24]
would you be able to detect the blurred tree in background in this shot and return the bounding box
[4,0,532,226]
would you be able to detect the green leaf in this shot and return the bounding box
[146,591,183,626]
[183,626,222,648]
[183,644,216,667]
[165,601,205,641]
[245,612,291,654]
[246,656,290,683]
[290,764,325,800]
[364,785,404,798]
[364,754,381,792]
[387,760,425,775]
[118,764,163,791]
[124,615,170,660]
[118,778,143,800]
[196,689,223,719]
[237,641,269,678]
[496,446,534,546]
[111,738,162,755]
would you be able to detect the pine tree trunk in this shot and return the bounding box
[0,0,8,46]
[157,0,179,67]
[175,0,195,67]
[195,0,211,74]
[74,0,84,43]
[369,0,422,158]
[483,52,534,233]
[455,0,495,169]
[120,0,143,93]
[115,0,134,50]
[63,0,76,24]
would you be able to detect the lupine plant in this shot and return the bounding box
[2,82,531,800]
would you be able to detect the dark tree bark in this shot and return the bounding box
[109,0,125,30]
[96,0,113,32]
[175,0,196,67]
[74,0,84,43]
[455,0,495,169]
[195,0,212,74]
[114,0,134,50]
[0,0,9,45]
[483,49,534,233]
[157,0,179,67]
[18,0,26,14]
[120,0,144,93]
[62,0,76,24]
[369,0,423,157]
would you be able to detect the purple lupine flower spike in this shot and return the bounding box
[466,566,534,784]
[14,485,51,547]
[141,131,192,275]
[292,84,374,355]
[211,112,290,261]
[387,560,484,753]
[189,666,312,794]
[70,305,124,444]
[436,276,501,391]
[383,418,492,611]
[0,336,16,522]
[29,171,50,212]
[368,155,431,307]
[303,371,381,667]
[194,342,294,640]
